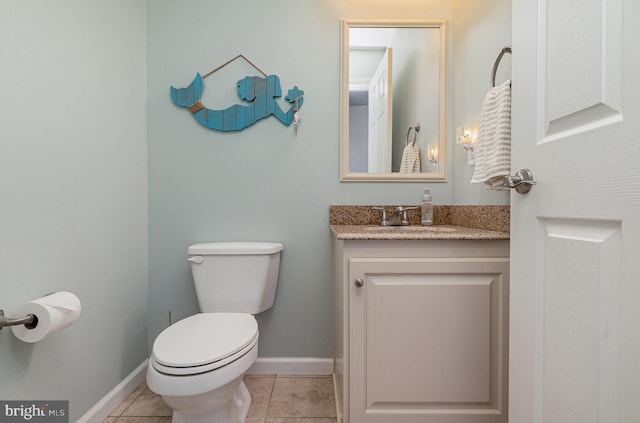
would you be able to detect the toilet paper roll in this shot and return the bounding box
[11,291,81,343]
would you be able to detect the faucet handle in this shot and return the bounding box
[371,207,389,226]
[400,206,419,224]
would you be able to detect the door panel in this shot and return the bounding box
[366,274,492,404]
[537,219,621,422]
[544,0,623,138]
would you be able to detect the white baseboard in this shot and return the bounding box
[77,359,148,423]
[333,373,343,423]
[247,357,333,375]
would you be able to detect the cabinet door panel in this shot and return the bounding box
[349,258,509,423]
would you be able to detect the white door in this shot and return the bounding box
[510,0,640,422]
[368,48,393,173]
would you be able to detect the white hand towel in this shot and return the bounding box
[471,79,511,188]
[399,143,421,173]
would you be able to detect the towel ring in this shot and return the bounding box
[406,123,420,146]
[491,46,512,87]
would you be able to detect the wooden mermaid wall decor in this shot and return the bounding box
[170,56,304,132]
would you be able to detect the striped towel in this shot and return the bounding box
[471,79,511,188]
[399,143,421,173]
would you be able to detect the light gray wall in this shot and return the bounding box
[451,0,511,204]
[146,0,510,359]
[392,28,441,173]
[0,1,148,421]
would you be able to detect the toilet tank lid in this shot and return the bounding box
[188,242,283,255]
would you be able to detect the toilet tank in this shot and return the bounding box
[187,242,283,314]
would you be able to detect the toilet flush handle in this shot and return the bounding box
[187,256,204,264]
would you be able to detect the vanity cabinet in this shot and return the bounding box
[333,238,509,423]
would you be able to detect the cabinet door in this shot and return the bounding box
[349,258,509,423]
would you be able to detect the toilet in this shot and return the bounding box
[147,242,283,423]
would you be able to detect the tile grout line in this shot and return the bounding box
[263,374,277,419]
[109,384,146,419]
[118,388,145,418]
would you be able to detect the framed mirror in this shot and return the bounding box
[340,19,448,182]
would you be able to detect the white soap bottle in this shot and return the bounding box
[421,188,433,226]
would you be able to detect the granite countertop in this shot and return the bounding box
[330,205,510,241]
[330,224,509,240]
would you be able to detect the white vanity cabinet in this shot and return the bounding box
[333,238,509,423]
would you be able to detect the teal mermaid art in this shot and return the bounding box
[171,73,304,131]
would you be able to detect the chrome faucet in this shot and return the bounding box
[372,206,419,226]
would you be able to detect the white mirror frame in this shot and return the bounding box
[340,19,448,182]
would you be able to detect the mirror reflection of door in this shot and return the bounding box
[367,48,393,173]
[348,46,387,173]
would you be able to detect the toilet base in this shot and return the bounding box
[166,378,251,423]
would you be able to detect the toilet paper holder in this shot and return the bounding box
[0,309,37,330]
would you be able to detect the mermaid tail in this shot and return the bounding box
[170,73,204,108]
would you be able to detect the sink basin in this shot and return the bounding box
[362,225,458,233]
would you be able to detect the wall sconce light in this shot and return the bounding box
[427,144,438,172]
[456,124,478,166]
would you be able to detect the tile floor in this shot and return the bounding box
[103,375,337,423]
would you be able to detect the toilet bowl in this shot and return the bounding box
[147,242,283,423]
[147,313,258,423]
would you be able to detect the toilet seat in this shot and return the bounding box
[151,313,258,377]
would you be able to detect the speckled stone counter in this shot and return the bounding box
[330,205,509,240]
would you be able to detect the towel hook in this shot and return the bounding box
[491,46,512,87]
[406,123,420,146]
